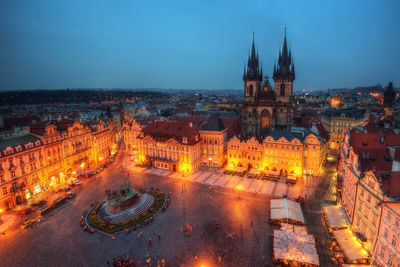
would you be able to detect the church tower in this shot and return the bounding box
[243,34,263,104]
[273,28,295,104]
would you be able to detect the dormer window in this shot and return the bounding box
[183,137,188,144]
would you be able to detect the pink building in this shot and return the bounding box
[338,129,400,254]
[373,201,400,267]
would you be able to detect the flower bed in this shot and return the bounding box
[86,191,166,234]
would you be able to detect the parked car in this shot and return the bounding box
[66,192,76,199]
[31,200,47,208]
[53,196,68,208]
[74,179,82,186]
[61,185,72,192]
[17,208,32,215]
[21,219,37,229]
[37,205,53,216]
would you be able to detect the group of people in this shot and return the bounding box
[109,255,166,267]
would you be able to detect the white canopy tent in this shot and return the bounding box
[323,205,348,229]
[332,229,369,262]
[270,198,305,225]
[273,229,319,266]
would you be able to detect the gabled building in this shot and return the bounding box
[136,121,202,174]
[227,127,326,176]
[338,129,400,254]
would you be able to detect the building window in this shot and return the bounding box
[2,187,7,195]
[391,236,396,247]
[0,175,4,183]
[280,83,285,96]
[379,246,385,258]
[383,228,388,239]
[387,255,393,266]
[387,212,391,222]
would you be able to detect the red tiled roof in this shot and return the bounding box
[350,131,400,172]
[4,115,41,127]
[169,116,207,129]
[29,122,49,136]
[220,118,240,138]
[381,172,400,198]
[142,121,199,145]
[56,119,75,131]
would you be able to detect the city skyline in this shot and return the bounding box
[1,0,400,91]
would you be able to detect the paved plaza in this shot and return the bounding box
[130,163,321,200]
[0,150,333,266]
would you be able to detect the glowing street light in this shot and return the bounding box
[0,208,4,224]
[236,184,243,199]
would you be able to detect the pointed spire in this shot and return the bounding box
[244,32,261,81]
[274,25,295,80]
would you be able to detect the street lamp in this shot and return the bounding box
[236,184,243,199]
[0,208,4,225]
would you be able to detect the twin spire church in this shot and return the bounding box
[241,30,295,136]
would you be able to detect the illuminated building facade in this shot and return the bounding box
[320,108,366,150]
[227,128,327,176]
[0,119,116,209]
[135,121,202,174]
[373,202,400,267]
[199,113,228,167]
[338,129,400,254]
[123,118,152,161]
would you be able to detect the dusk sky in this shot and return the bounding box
[1,0,399,91]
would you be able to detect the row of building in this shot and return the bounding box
[123,113,328,177]
[0,119,117,209]
[338,127,400,266]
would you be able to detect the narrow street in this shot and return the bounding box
[303,155,338,267]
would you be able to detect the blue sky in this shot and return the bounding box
[0,0,399,91]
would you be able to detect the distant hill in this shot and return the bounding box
[0,89,168,105]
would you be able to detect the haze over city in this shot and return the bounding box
[1,0,399,91]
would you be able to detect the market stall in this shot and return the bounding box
[273,229,319,266]
[233,166,246,175]
[247,168,259,178]
[270,198,306,225]
[323,205,348,230]
[280,222,308,235]
[332,229,370,264]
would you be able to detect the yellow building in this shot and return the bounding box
[320,108,366,150]
[227,128,327,176]
[135,121,202,174]
[0,119,116,209]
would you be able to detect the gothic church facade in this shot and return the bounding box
[241,31,295,136]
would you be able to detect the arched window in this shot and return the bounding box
[280,84,285,96]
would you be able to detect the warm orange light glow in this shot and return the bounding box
[99,157,103,161]
[134,159,138,162]
[80,162,85,168]
[330,96,341,107]
[0,208,3,214]
[236,184,243,191]
[72,171,76,175]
